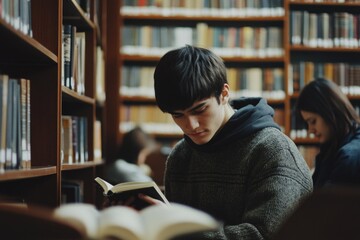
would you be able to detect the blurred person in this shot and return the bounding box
[296,77,360,188]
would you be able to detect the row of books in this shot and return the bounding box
[121,0,284,17]
[290,11,360,48]
[120,66,285,100]
[119,105,286,135]
[0,75,30,171]
[122,24,283,57]
[61,116,89,164]
[290,104,360,139]
[227,67,285,100]
[0,0,32,37]
[289,62,360,95]
[61,24,86,95]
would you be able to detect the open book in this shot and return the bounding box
[95,177,169,209]
[53,203,219,240]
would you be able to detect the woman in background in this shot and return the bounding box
[296,78,360,188]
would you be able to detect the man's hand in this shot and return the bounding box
[138,193,167,206]
[102,193,166,210]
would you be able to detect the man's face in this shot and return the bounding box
[169,95,230,145]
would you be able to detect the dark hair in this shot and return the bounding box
[153,45,227,112]
[118,127,156,164]
[296,78,360,154]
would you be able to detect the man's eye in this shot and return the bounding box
[194,107,207,115]
[171,114,182,118]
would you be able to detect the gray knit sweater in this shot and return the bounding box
[164,98,313,240]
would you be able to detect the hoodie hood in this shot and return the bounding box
[185,97,280,152]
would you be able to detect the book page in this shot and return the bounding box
[111,181,155,192]
[53,203,100,239]
[140,203,219,240]
[97,206,144,240]
[95,177,114,193]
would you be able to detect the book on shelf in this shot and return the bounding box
[0,74,8,171]
[95,177,169,210]
[0,76,30,171]
[62,24,72,88]
[53,202,219,240]
[61,116,74,164]
[93,120,102,162]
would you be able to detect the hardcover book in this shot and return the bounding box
[95,177,169,210]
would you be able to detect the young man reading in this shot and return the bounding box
[143,45,313,239]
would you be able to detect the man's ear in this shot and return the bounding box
[221,84,230,104]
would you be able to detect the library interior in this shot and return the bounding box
[1,0,360,239]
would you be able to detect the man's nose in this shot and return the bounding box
[186,116,199,130]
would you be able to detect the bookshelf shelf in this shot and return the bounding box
[61,161,104,171]
[122,96,156,103]
[290,46,360,52]
[0,167,57,181]
[63,0,95,30]
[0,20,57,66]
[62,87,96,105]
[121,55,285,63]
[122,15,285,22]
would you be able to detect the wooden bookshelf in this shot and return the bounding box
[0,0,105,208]
[104,0,360,167]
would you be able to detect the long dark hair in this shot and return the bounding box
[296,78,360,160]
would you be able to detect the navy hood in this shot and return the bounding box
[185,97,280,152]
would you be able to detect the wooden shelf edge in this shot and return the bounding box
[0,20,57,65]
[120,54,285,63]
[121,15,285,22]
[62,86,96,105]
[121,95,286,105]
[0,167,57,181]
[61,161,104,171]
[63,0,96,31]
[290,46,360,52]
